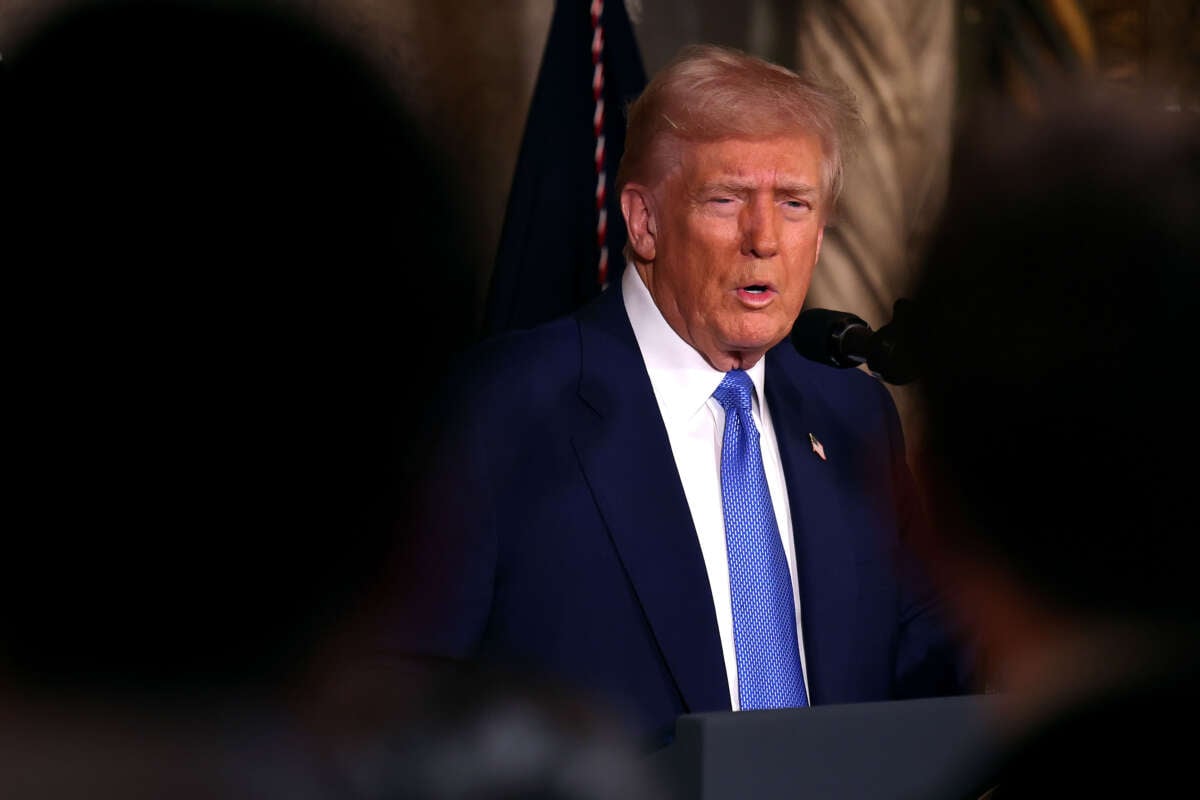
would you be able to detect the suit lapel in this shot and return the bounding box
[570,286,730,714]
[765,346,858,703]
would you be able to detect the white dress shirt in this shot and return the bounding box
[621,265,811,709]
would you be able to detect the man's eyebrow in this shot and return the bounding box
[776,181,820,197]
[697,179,751,194]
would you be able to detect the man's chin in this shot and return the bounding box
[725,329,787,357]
[709,346,772,372]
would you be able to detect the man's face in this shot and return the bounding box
[637,134,828,371]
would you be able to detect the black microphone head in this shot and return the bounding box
[790,307,872,369]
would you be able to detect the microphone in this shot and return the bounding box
[790,298,918,385]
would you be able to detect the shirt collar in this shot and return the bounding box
[622,264,767,422]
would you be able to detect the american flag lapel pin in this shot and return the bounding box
[809,432,827,461]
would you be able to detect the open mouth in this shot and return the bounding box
[736,284,776,305]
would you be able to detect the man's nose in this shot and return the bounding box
[741,197,779,259]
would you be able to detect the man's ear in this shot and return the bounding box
[620,184,657,261]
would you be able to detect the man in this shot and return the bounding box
[907,80,1200,798]
[384,43,975,750]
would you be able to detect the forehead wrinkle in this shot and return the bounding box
[698,176,819,197]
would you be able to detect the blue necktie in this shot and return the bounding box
[713,369,808,710]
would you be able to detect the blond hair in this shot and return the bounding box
[616,43,862,211]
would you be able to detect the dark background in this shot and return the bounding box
[2,0,1194,333]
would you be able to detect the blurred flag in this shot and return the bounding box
[483,0,647,336]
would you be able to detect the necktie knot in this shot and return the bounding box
[713,370,754,414]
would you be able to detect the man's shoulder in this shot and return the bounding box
[768,340,895,411]
[455,316,581,376]
[431,315,590,430]
[451,287,630,387]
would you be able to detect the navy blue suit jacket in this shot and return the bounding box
[389,280,973,748]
